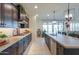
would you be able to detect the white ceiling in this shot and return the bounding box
[21,3,79,21]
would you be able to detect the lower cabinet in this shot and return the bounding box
[45,34,64,55]
[0,33,32,55]
[50,39,57,55]
[18,40,24,55]
[10,43,19,55]
[45,34,51,51]
[56,43,64,55]
[1,42,19,55]
[45,34,79,55]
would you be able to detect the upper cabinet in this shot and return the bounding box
[0,4,1,26]
[4,4,18,20]
[17,4,29,28]
[4,3,18,28]
[0,3,29,28]
[0,3,18,28]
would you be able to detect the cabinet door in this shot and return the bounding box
[4,4,13,27]
[0,48,11,55]
[3,3,18,28]
[46,37,51,50]
[9,42,19,55]
[28,34,32,43]
[23,35,30,50]
[50,39,57,55]
[56,43,64,55]
[18,39,24,54]
[1,42,19,55]
[23,37,27,51]
[0,4,1,16]
[23,34,32,52]
[27,35,30,44]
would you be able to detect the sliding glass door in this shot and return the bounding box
[48,23,53,34]
[42,21,58,34]
[42,21,65,35]
[43,23,48,32]
[53,24,58,35]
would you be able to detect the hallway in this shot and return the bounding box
[24,38,51,55]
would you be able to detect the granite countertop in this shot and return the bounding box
[46,33,79,48]
[0,33,31,52]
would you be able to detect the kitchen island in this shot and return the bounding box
[0,33,32,55]
[44,33,79,55]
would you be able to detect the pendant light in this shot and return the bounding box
[52,10,56,24]
[65,3,72,35]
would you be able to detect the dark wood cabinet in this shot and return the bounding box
[0,3,18,28]
[0,3,29,28]
[18,39,24,54]
[0,4,5,27]
[4,3,18,28]
[23,36,28,51]
[0,4,1,26]
[17,4,29,28]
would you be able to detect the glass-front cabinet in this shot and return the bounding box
[4,3,18,28]
[0,3,18,28]
[0,3,29,28]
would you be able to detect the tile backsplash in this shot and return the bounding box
[0,28,14,37]
[0,28,30,37]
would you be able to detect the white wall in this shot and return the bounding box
[29,16,37,41]
[36,18,43,31]
[29,15,54,41]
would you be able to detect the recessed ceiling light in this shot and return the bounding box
[36,14,38,17]
[47,14,49,16]
[34,5,38,9]
[35,14,39,17]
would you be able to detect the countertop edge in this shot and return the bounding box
[0,33,31,52]
[45,33,79,49]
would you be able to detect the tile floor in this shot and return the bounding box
[23,38,51,55]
